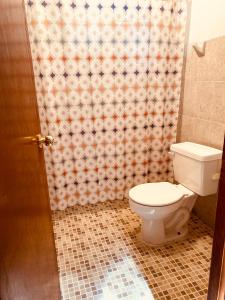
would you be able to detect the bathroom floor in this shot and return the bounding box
[52,200,213,300]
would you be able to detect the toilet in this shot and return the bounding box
[129,142,222,246]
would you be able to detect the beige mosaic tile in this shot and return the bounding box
[52,200,213,300]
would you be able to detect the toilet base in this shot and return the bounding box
[140,218,189,246]
[140,226,188,246]
[129,185,198,247]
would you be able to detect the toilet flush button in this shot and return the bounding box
[212,173,220,181]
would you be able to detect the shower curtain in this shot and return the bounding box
[25,0,187,210]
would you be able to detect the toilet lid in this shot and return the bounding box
[129,182,185,207]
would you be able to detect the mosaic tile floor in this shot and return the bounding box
[52,200,213,300]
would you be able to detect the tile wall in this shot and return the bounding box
[178,36,225,228]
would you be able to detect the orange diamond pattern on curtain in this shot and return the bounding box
[25,0,187,210]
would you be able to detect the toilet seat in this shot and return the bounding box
[129,182,185,207]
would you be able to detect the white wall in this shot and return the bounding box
[189,0,225,44]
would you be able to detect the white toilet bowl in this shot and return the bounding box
[129,142,222,246]
[129,182,197,245]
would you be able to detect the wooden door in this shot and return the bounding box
[0,1,60,299]
[208,135,225,300]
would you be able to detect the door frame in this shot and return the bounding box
[208,135,225,300]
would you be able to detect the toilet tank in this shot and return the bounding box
[170,142,222,196]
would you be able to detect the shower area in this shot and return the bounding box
[25,0,186,210]
[23,0,213,299]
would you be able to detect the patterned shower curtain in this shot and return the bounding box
[25,0,187,210]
